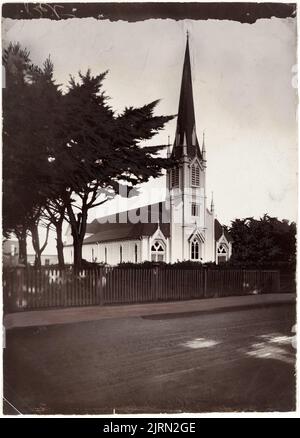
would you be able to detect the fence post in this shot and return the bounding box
[3,269,10,313]
[154,265,159,301]
[98,267,106,305]
[276,271,280,293]
[204,268,207,298]
[17,268,25,311]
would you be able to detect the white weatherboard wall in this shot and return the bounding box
[79,240,142,265]
[205,209,215,263]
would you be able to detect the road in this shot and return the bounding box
[4,304,296,414]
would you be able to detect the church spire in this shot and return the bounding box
[172,33,201,159]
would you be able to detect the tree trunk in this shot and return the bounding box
[71,232,85,270]
[31,223,42,268]
[55,221,65,269]
[30,222,50,269]
[67,197,88,270]
[17,228,27,265]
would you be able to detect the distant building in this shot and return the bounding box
[3,239,19,267]
[27,254,58,266]
[3,238,58,266]
[64,36,232,265]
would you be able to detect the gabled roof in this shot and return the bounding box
[215,219,232,242]
[81,202,170,245]
[87,202,169,231]
[83,222,170,245]
[81,203,231,246]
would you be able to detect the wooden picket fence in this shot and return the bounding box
[3,266,280,313]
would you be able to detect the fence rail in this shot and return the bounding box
[3,266,281,313]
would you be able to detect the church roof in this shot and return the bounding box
[81,202,231,245]
[82,202,170,245]
[83,222,170,245]
[215,219,232,242]
[171,36,202,160]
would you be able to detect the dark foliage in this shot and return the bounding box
[2,43,175,268]
[229,215,296,269]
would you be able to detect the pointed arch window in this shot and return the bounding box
[120,245,123,263]
[151,240,165,262]
[217,243,228,264]
[191,238,201,261]
[134,244,138,263]
[191,163,200,186]
[218,243,227,254]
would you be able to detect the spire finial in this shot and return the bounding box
[211,191,214,213]
[167,135,171,157]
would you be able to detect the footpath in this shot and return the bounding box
[4,293,296,330]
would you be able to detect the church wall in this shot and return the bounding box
[82,243,99,263]
[90,239,141,265]
[63,245,73,265]
[168,162,207,263]
[64,240,142,266]
[168,180,183,262]
[204,210,215,262]
[140,237,150,261]
[170,220,184,263]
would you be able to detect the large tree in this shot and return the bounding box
[57,71,174,268]
[2,43,62,264]
[3,45,175,269]
[229,215,296,267]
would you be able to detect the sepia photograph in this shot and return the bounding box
[1,2,297,416]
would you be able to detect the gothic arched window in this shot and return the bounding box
[191,163,200,186]
[151,240,165,262]
[217,243,228,264]
[191,238,201,260]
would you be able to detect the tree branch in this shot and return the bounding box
[40,222,51,254]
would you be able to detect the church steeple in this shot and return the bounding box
[172,34,202,159]
[168,33,211,264]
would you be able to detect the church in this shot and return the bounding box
[64,37,232,265]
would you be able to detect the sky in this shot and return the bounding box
[2,15,297,253]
